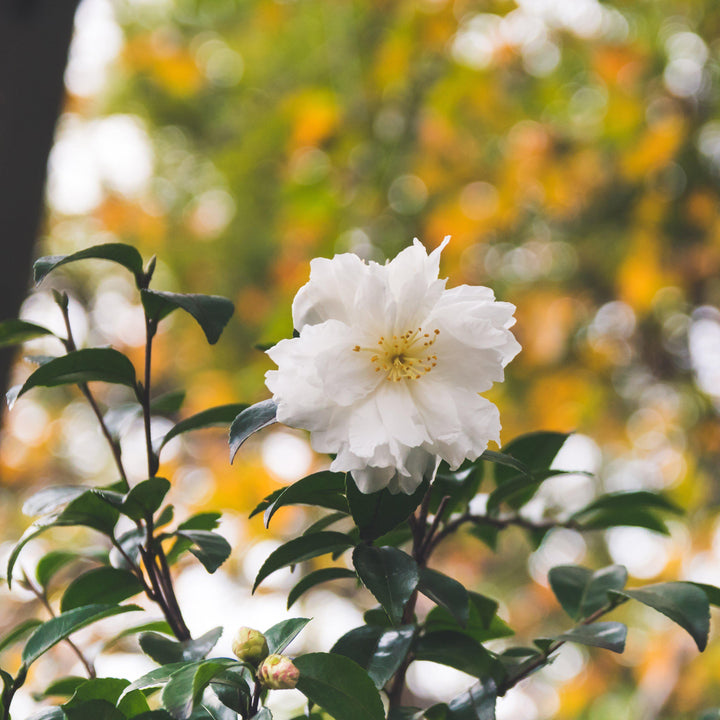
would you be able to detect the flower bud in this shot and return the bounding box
[257,654,300,689]
[232,627,269,665]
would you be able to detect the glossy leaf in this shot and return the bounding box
[141,290,234,344]
[294,652,385,720]
[139,627,222,664]
[229,399,277,462]
[493,432,569,485]
[35,676,87,699]
[446,678,497,720]
[415,631,495,677]
[159,404,248,450]
[161,660,236,720]
[35,550,81,588]
[331,624,415,689]
[264,617,311,654]
[60,567,144,612]
[117,688,152,716]
[178,513,222,531]
[418,567,469,627]
[346,475,429,542]
[610,582,710,651]
[22,604,141,666]
[124,664,189,694]
[34,244,145,285]
[63,700,124,720]
[64,677,129,707]
[23,485,89,517]
[287,567,357,608]
[548,566,593,620]
[175,531,231,573]
[264,471,348,526]
[0,319,54,347]
[15,348,137,400]
[424,593,513,644]
[121,477,171,521]
[557,622,627,653]
[352,545,419,625]
[253,532,354,591]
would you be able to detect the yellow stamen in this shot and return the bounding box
[354,327,440,382]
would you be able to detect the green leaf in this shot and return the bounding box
[424,593,513,644]
[35,676,87,699]
[352,545,419,625]
[34,244,145,285]
[557,622,627,653]
[161,660,236,720]
[15,348,137,401]
[23,486,90,516]
[430,460,483,515]
[570,491,682,520]
[141,290,234,345]
[264,617,311,654]
[63,700,124,720]
[578,508,671,534]
[139,627,222,664]
[159,404,248,451]
[0,618,42,653]
[493,432,569,485]
[124,664,189,694]
[414,631,495,677]
[610,582,710,651]
[548,566,593,620]
[0,319,55,347]
[302,511,348,535]
[479,451,531,481]
[210,668,252,716]
[150,391,186,416]
[445,679,497,720]
[36,550,81,588]
[287,568,357,609]
[229,400,277,462]
[117,688,152,716]
[8,492,119,587]
[27,709,66,720]
[178,513,222,531]
[61,567,144,612]
[690,582,720,607]
[294,652,385,720]
[264,471,348,526]
[253,532,353,591]
[331,625,415,689]
[346,475,429,542]
[64,677,129,707]
[580,565,628,618]
[175,531,231,574]
[22,604,141,667]
[418,568,469,627]
[121,478,171,521]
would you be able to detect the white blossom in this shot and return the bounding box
[265,238,521,494]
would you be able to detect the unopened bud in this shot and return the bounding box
[257,654,299,690]
[232,627,269,665]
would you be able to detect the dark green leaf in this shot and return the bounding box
[23,604,141,666]
[229,400,277,462]
[159,404,248,451]
[141,290,234,345]
[36,550,81,588]
[209,666,252,715]
[486,473,550,515]
[570,491,682,520]
[0,618,42,653]
[610,582,710,651]
[161,660,236,720]
[690,582,720,607]
[139,627,222,664]
[557,622,627,653]
[346,475,429,542]
[331,625,415,689]
[61,567,144,612]
[287,568,357,608]
[150,391,186,416]
[174,531,231,574]
[0,319,55,347]
[35,676,86,700]
[446,679,497,720]
[430,460,483,515]
[493,432,569,485]
[34,244,145,285]
[64,677,129,707]
[579,565,628,618]
[124,664,189,694]
[424,593,513,644]
[27,709,66,720]
[264,617,311,654]
[294,652,385,720]
[418,568,469,627]
[579,507,670,534]
[110,527,146,569]
[15,348,137,401]
[63,700,124,720]
[121,478,171,521]
[352,545,419,625]
[302,511,348,536]
[178,513,222,531]
[265,471,348,527]
[253,532,353,591]
[548,566,593,620]
[480,451,531,481]
[414,631,494,678]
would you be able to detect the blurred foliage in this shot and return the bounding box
[3,0,720,717]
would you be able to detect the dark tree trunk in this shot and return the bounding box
[0,0,80,405]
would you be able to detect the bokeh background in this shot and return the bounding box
[2,0,720,717]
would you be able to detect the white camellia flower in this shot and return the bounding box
[265,238,521,494]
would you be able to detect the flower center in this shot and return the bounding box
[354,328,439,382]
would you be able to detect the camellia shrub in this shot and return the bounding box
[0,240,717,720]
